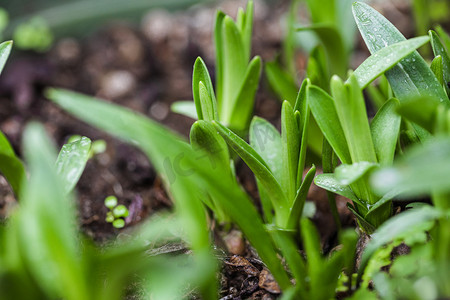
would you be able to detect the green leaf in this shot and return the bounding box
[0,40,12,75]
[104,195,118,209]
[47,88,292,290]
[214,11,226,105]
[370,98,401,165]
[396,96,441,133]
[229,56,262,131]
[190,120,230,178]
[192,57,216,120]
[371,137,450,197]
[55,136,91,193]
[265,60,298,105]
[314,173,364,210]
[281,101,300,200]
[358,206,442,282]
[170,101,197,119]
[287,165,316,230]
[352,36,431,89]
[430,55,444,86]
[430,30,450,95]
[213,121,288,223]
[335,162,378,186]
[307,85,352,164]
[332,75,377,163]
[436,25,450,53]
[241,1,254,61]
[295,79,311,186]
[0,131,26,197]
[19,123,88,299]
[300,218,323,279]
[352,2,448,102]
[113,205,129,218]
[198,82,217,121]
[306,45,329,90]
[221,16,247,121]
[249,117,282,184]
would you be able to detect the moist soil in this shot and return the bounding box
[0,0,437,298]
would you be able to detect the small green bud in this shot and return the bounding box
[104,195,118,209]
[113,204,129,218]
[113,219,125,229]
[91,140,107,155]
[105,211,114,223]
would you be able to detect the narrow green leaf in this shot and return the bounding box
[190,120,230,177]
[352,2,448,102]
[265,60,298,105]
[287,165,316,230]
[352,36,431,89]
[213,121,288,219]
[370,98,401,165]
[214,11,226,105]
[281,101,300,201]
[306,45,329,90]
[435,25,450,53]
[242,1,254,61]
[249,116,282,184]
[300,218,323,278]
[346,203,376,234]
[335,162,378,186]
[192,57,216,120]
[221,16,247,121]
[55,136,91,193]
[170,101,197,119]
[430,55,444,86]
[371,137,450,197]
[307,85,352,164]
[229,56,261,131]
[295,79,311,187]
[430,30,450,95]
[0,131,26,197]
[314,173,365,210]
[0,40,12,74]
[333,75,377,163]
[198,82,217,122]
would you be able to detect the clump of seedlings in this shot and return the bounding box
[0,1,450,299]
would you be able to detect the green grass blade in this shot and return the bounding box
[249,116,282,184]
[55,136,91,193]
[47,88,292,290]
[308,85,351,164]
[213,121,288,220]
[192,57,216,120]
[0,40,12,74]
[430,30,450,95]
[0,131,26,197]
[332,75,377,163]
[170,101,197,119]
[265,60,298,105]
[352,2,448,102]
[281,101,300,201]
[229,56,262,131]
[436,26,450,53]
[352,36,431,89]
[370,98,401,165]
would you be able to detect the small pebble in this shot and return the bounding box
[100,70,136,99]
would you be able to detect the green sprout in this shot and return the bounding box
[104,195,129,229]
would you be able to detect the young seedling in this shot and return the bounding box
[104,195,129,228]
[172,1,262,136]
